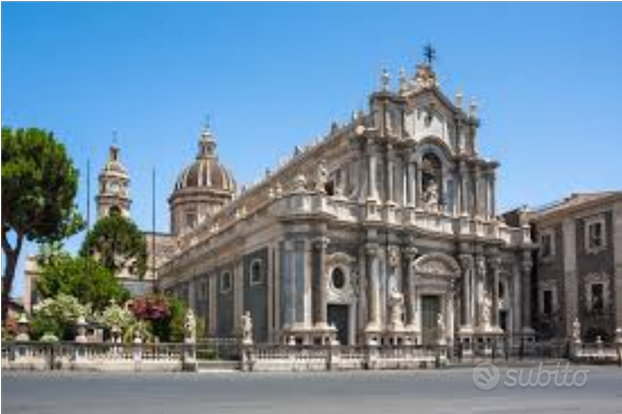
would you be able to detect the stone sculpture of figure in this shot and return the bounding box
[242,311,253,345]
[389,289,405,327]
[437,312,445,335]
[184,309,197,343]
[315,160,329,193]
[481,294,492,328]
[572,317,581,342]
[423,178,439,210]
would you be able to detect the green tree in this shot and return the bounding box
[2,127,83,322]
[37,253,130,312]
[80,212,147,278]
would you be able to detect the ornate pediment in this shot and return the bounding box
[413,253,460,277]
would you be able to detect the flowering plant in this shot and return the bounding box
[98,300,134,329]
[128,294,171,322]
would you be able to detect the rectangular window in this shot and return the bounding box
[591,283,604,313]
[541,234,553,257]
[543,290,552,315]
[220,273,232,293]
[588,222,603,249]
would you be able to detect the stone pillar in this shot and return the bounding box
[403,246,418,329]
[365,244,381,332]
[489,255,501,328]
[521,252,534,333]
[188,279,197,313]
[406,157,415,206]
[386,146,395,203]
[304,240,313,329]
[473,166,482,218]
[446,288,455,344]
[481,171,489,220]
[313,236,330,328]
[367,139,378,200]
[474,254,486,328]
[489,171,496,219]
[413,161,421,209]
[459,254,474,328]
[283,241,295,329]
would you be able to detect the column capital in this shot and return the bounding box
[402,246,418,261]
[312,236,330,250]
[487,255,502,270]
[365,243,379,257]
[458,253,474,271]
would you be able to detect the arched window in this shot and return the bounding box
[220,272,232,293]
[108,205,122,216]
[250,260,262,286]
[185,209,197,229]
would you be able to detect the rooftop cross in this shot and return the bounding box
[423,43,436,67]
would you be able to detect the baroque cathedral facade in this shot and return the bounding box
[149,60,537,349]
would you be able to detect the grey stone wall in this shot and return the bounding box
[244,247,269,343]
[216,268,235,337]
[576,212,616,340]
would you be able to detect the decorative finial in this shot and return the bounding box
[423,43,436,67]
[110,130,120,161]
[381,68,390,92]
[398,67,408,92]
[198,116,216,159]
[203,114,211,131]
[468,98,478,117]
[454,90,463,108]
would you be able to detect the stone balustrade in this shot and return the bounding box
[1,341,191,372]
[241,344,438,372]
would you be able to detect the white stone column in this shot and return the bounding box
[473,166,482,218]
[403,247,418,329]
[459,162,469,216]
[367,139,378,200]
[365,244,381,330]
[459,254,474,328]
[304,240,313,329]
[446,289,455,344]
[312,236,329,328]
[481,171,489,220]
[188,279,197,313]
[489,171,496,219]
[406,158,415,206]
[387,146,395,203]
[283,241,295,329]
[413,161,421,209]
[489,255,501,327]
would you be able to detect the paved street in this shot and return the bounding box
[3,366,622,414]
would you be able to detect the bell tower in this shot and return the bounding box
[96,145,131,218]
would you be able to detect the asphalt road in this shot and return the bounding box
[3,366,622,414]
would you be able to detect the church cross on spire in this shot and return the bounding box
[423,43,436,67]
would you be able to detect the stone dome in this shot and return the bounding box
[173,129,236,194]
[169,127,236,235]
